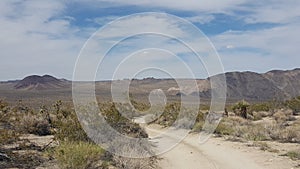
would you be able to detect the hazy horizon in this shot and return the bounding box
[3,67,300,82]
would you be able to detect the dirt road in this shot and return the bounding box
[145,125,299,169]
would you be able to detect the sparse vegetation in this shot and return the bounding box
[0,100,158,169]
[52,141,108,169]
[285,96,300,115]
[249,142,279,153]
[282,151,300,160]
[1,95,300,168]
[232,100,250,119]
[249,102,271,112]
[209,98,300,144]
[154,102,180,127]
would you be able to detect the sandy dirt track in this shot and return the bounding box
[145,125,299,169]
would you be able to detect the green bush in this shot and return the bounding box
[215,119,235,135]
[155,103,180,127]
[283,151,300,160]
[249,103,270,112]
[53,141,107,169]
[285,96,300,114]
[232,100,250,119]
[99,102,148,138]
[53,110,89,142]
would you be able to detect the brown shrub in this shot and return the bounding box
[273,111,288,122]
[16,114,51,136]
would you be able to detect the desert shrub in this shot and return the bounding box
[285,96,300,115]
[112,141,157,169]
[283,151,300,160]
[114,156,156,169]
[273,111,288,123]
[155,103,180,127]
[215,120,235,135]
[99,102,148,138]
[213,116,276,141]
[249,103,270,113]
[113,143,157,169]
[200,104,210,111]
[2,150,46,169]
[252,112,263,121]
[0,101,21,128]
[53,141,107,169]
[191,112,206,132]
[0,101,52,136]
[191,121,205,132]
[214,117,247,136]
[16,114,51,136]
[0,100,10,115]
[196,111,206,122]
[232,100,250,119]
[242,124,270,141]
[53,110,89,142]
[0,129,19,145]
[130,99,150,112]
[252,111,271,121]
[44,100,90,142]
[250,142,279,153]
[212,116,248,136]
[279,126,300,143]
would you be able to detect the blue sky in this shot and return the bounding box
[0,0,300,80]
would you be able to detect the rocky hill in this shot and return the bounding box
[196,68,300,101]
[14,75,69,90]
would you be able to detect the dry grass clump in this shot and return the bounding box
[114,156,156,169]
[274,111,288,122]
[241,124,272,141]
[252,111,270,121]
[16,114,51,136]
[249,103,271,113]
[154,103,180,127]
[52,141,108,169]
[215,108,300,143]
[281,150,300,160]
[0,129,19,145]
[214,116,249,136]
[113,143,157,169]
[249,142,279,153]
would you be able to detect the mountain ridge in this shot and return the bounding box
[2,68,300,101]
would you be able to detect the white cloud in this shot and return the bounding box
[239,0,300,24]
[226,45,235,49]
[77,13,219,80]
[0,0,86,80]
[86,16,121,25]
[184,15,215,24]
[86,0,247,13]
[212,22,300,72]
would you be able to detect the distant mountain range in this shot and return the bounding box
[218,68,300,100]
[1,68,300,102]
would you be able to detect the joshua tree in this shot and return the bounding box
[232,100,250,119]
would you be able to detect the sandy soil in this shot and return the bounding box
[145,125,300,169]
